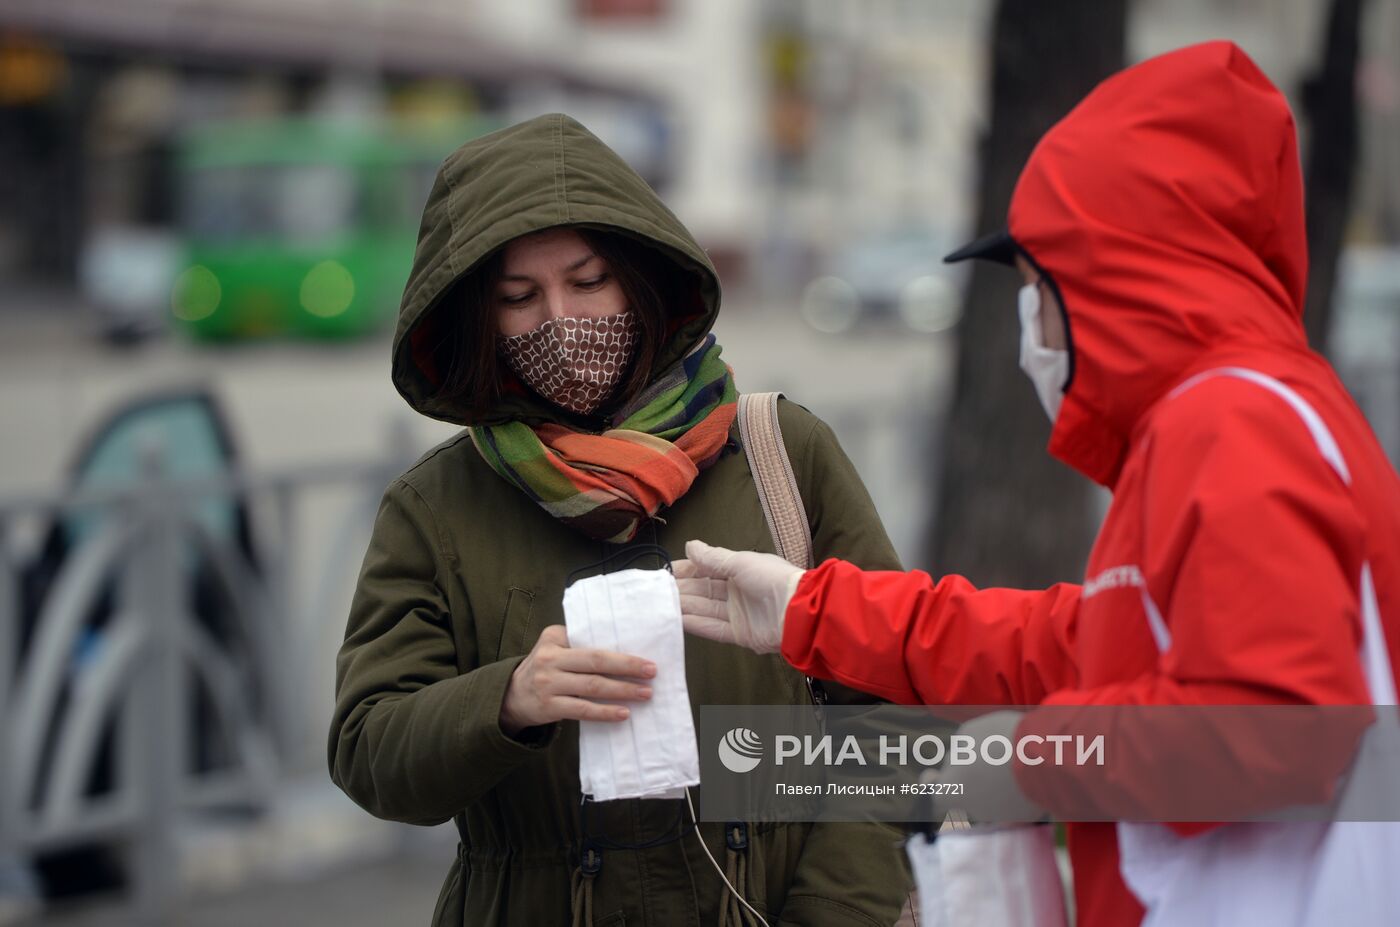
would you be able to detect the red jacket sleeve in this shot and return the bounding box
[1018,378,1372,821]
[781,561,1082,706]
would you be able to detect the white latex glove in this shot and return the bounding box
[674,539,805,654]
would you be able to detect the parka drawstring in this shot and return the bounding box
[570,846,601,927]
[572,796,700,927]
[719,822,761,927]
[719,847,745,927]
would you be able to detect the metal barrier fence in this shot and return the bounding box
[0,423,413,921]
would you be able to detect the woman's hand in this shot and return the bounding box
[499,625,657,736]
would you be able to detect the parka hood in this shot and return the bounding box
[1009,41,1310,486]
[391,113,721,427]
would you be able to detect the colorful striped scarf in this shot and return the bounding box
[471,336,738,543]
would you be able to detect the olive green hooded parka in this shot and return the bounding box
[329,113,912,927]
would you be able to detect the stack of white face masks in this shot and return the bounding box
[907,824,1068,927]
[563,567,700,801]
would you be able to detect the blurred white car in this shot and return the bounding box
[800,229,963,334]
[78,226,180,343]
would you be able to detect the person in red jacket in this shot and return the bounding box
[677,41,1400,927]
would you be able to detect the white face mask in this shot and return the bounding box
[1017,284,1070,423]
[563,568,700,802]
[907,826,1068,927]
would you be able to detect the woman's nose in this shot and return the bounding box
[543,287,572,321]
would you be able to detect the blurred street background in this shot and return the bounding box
[0,0,1398,924]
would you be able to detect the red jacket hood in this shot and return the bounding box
[1010,41,1311,487]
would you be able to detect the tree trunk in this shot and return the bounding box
[926,0,1126,588]
[1301,0,1368,355]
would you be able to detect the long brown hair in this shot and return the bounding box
[429,227,689,422]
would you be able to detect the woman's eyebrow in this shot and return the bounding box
[499,252,598,284]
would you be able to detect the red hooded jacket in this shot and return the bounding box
[779,42,1400,927]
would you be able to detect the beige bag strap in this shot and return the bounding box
[737,392,813,569]
[739,393,915,918]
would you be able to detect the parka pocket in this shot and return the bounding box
[751,820,810,918]
[495,587,537,660]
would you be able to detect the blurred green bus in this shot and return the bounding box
[169,116,493,340]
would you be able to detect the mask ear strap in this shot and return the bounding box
[566,543,672,586]
[1016,248,1076,391]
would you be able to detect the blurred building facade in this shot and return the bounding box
[5,0,1399,297]
[0,0,669,293]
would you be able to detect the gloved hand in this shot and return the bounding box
[935,710,1047,824]
[674,539,805,654]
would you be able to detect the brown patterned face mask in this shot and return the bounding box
[498,312,641,415]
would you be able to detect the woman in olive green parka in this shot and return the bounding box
[329,113,911,926]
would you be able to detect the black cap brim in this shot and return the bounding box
[943,229,1018,266]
